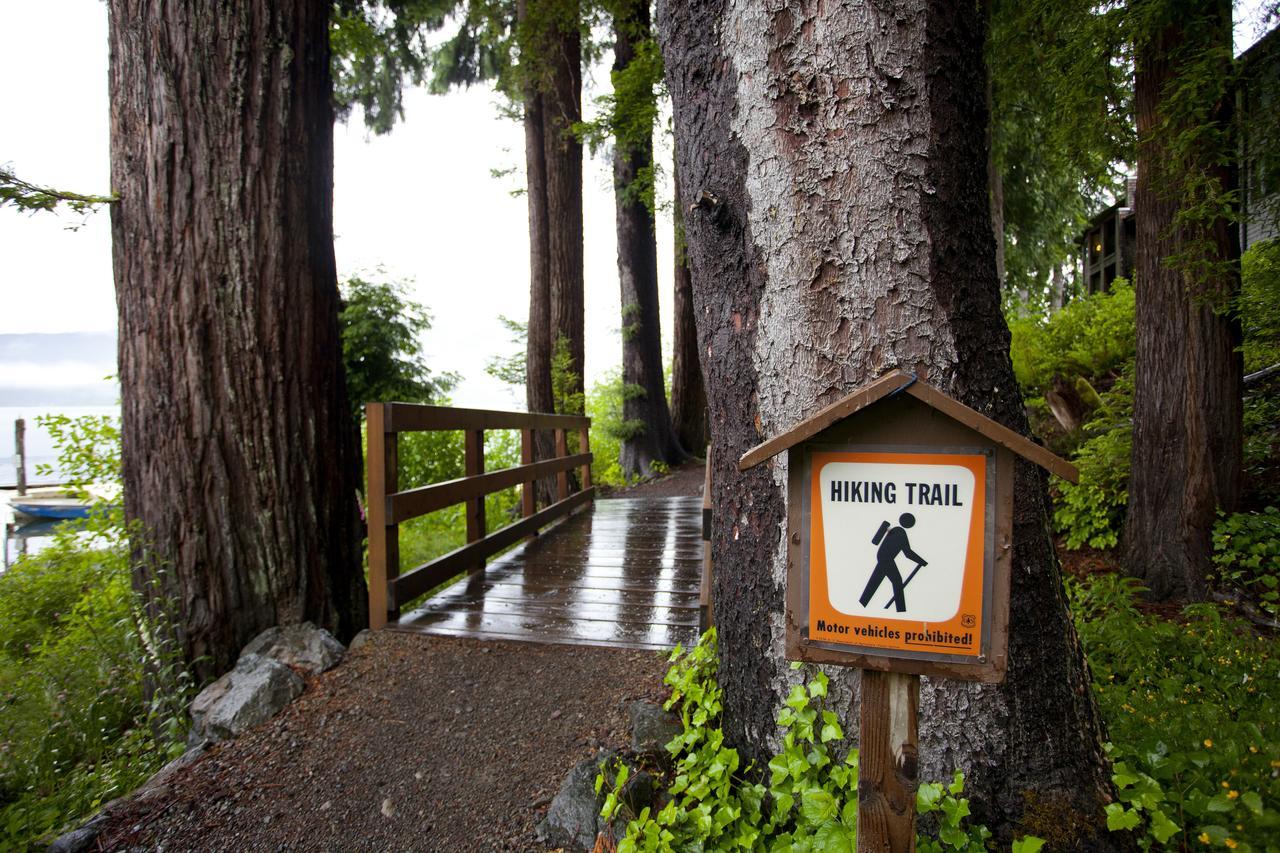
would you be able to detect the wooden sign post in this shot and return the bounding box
[739,371,1077,853]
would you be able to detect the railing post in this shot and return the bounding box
[464,428,486,574]
[521,427,536,538]
[366,403,399,630]
[578,424,592,495]
[555,428,569,501]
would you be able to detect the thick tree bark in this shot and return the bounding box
[543,0,586,414]
[1126,2,1242,600]
[520,0,583,502]
[658,0,1115,843]
[670,170,710,454]
[108,0,366,682]
[520,0,559,507]
[614,0,687,479]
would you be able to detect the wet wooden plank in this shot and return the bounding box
[389,497,703,650]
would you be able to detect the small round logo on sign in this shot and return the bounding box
[961,614,976,628]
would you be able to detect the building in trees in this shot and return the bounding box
[658,0,1116,842]
[1078,177,1137,295]
[108,0,366,680]
[1240,25,1279,250]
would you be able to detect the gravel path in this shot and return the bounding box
[97,633,670,851]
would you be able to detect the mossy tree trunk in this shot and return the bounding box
[1125,0,1242,601]
[108,0,366,682]
[657,0,1118,843]
[614,0,687,479]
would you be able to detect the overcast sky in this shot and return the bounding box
[0,1,676,412]
[0,2,1272,412]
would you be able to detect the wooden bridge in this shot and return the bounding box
[365,403,709,651]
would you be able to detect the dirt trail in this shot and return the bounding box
[93,468,705,851]
[97,634,669,851]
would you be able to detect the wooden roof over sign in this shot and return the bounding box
[738,369,1079,484]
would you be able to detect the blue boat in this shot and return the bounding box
[9,497,92,520]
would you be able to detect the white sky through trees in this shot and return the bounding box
[0,1,676,411]
[0,2,1270,410]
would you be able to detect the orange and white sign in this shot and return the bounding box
[806,450,988,660]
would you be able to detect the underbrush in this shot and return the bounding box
[1071,574,1280,850]
[600,631,1044,852]
[0,416,191,848]
[604,575,1279,851]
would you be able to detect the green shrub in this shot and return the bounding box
[586,367,628,488]
[1212,507,1280,619]
[0,415,192,848]
[1069,574,1280,850]
[1008,280,1136,397]
[1240,239,1280,374]
[1052,370,1133,549]
[601,631,1031,852]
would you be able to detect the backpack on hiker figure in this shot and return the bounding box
[871,520,891,546]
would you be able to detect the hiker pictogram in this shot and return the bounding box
[859,513,928,613]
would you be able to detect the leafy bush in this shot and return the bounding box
[586,368,629,488]
[601,630,1034,852]
[1212,507,1280,619]
[0,415,192,847]
[1008,280,1136,398]
[1052,369,1134,549]
[1069,574,1280,850]
[1240,239,1280,374]
[339,271,458,421]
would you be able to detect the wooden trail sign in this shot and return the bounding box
[739,370,1076,852]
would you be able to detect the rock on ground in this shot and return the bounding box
[537,750,657,852]
[240,622,346,674]
[629,699,681,756]
[189,653,305,744]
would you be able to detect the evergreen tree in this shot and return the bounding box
[109,0,366,680]
[659,0,1116,841]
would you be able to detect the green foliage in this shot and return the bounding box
[987,0,1131,305]
[1212,507,1280,619]
[600,631,1016,852]
[1052,370,1134,549]
[1008,280,1136,398]
[0,416,192,848]
[576,30,666,214]
[1009,283,1137,548]
[1241,239,1280,374]
[0,165,116,221]
[339,272,458,420]
[552,335,584,416]
[484,315,527,388]
[585,368,628,487]
[1070,574,1280,850]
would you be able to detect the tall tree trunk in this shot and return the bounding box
[520,0,559,507]
[1126,1,1242,601]
[670,169,710,454]
[658,0,1115,843]
[109,0,365,682]
[614,0,687,479]
[543,0,585,415]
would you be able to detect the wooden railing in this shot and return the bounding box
[366,403,593,630]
